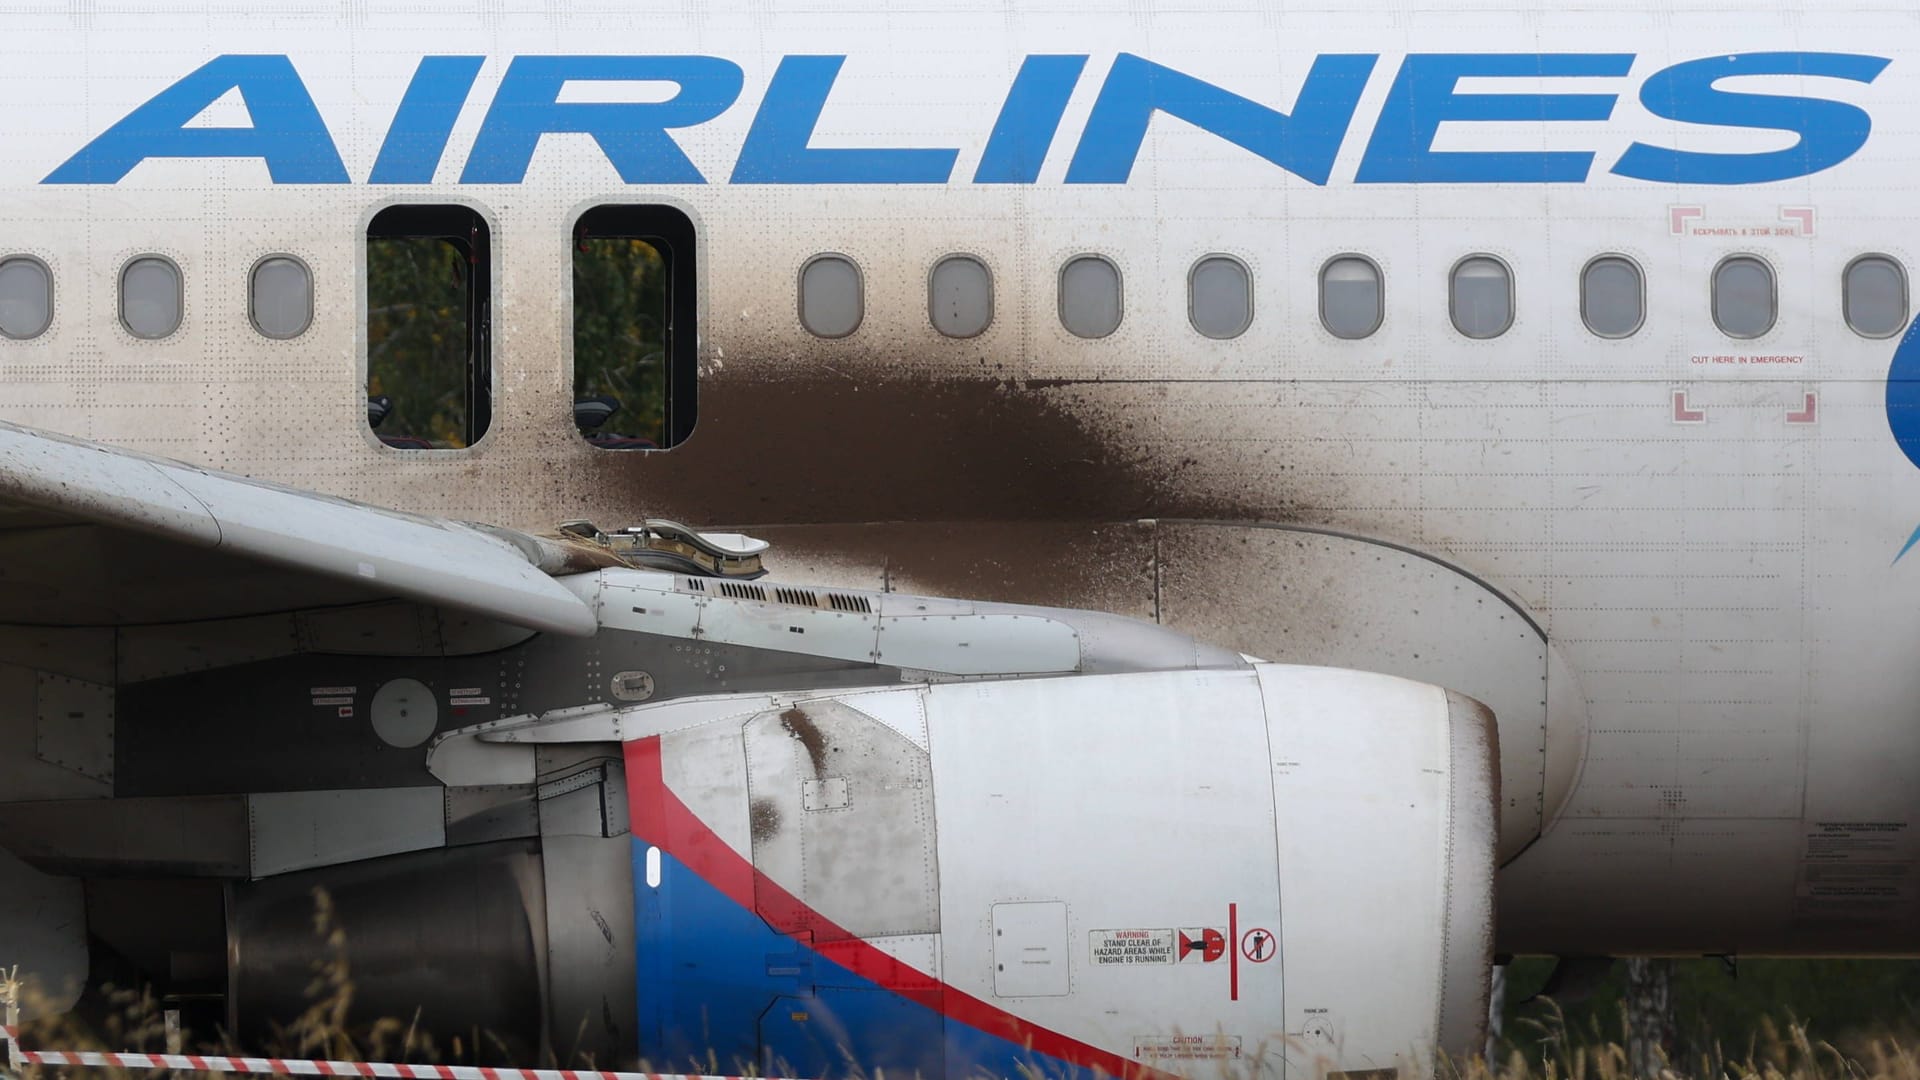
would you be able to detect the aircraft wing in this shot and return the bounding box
[0,421,598,635]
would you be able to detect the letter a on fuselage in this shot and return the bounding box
[45,54,347,184]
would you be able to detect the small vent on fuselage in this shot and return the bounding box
[683,577,706,592]
[827,592,872,614]
[774,587,819,607]
[718,580,768,601]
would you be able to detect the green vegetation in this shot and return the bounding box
[571,237,670,447]
[1469,1008,1920,1080]
[1500,957,1920,1073]
[366,237,474,449]
[365,234,669,450]
[15,947,1920,1077]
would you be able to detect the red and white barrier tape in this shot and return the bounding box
[1,1031,760,1080]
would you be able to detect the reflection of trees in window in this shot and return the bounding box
[366,207,489,450]
[573,237,668,447]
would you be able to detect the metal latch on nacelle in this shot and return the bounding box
[554,518,770,579]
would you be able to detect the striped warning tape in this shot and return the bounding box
[1,1031,759,1080]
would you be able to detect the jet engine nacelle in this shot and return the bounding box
[622,663,1495,1077]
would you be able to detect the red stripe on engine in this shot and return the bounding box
[625,737,1169,1080]
[1229,902,1239,1002]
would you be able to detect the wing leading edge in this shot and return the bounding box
[0,421,598,635]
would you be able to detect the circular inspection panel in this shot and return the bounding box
[370,678,438,748]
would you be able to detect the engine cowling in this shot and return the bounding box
[626,663,1496,1078]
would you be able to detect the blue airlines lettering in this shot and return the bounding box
[45,50,1891,187]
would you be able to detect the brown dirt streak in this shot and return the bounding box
[748,797,780,843]
[750,521,1160,617]
[563,375,1255,525]
[778,706,829,777]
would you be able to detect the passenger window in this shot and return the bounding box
[1450,255,1512,339]
[1059,255,1121,339]
[0,257,52,340]
[366,206,490,450]
[929,255,993,338]
[250,256,313,340]
[1845,255,1907,338]
[1320,256,1382,339]
[572,204,697,449]
[1189,256,1252,339]
[1712,255,1775,338]
[1580,256,1644,338]
[799,254,862,339]
[121,256,181,339]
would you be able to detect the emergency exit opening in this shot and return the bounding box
[571,205,697,450]
[365,205,492,450]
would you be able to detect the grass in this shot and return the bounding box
[1491,957,1920,1080]
[10,922,1920,1080]
[1468,998,1920,1080]
[18,997,1920,1080]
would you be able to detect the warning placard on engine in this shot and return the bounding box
[1134,1035,1242,1061]
[1090,929,1176,965]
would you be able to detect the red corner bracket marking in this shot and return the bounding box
[1787,392,1817,424]
[1672,390,1706,424]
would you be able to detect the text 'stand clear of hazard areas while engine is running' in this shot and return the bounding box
[1088,927,1226,966]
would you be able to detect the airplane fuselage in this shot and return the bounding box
[2,0,1918,977]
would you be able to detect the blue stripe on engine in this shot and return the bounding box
[630,838,1083,1079]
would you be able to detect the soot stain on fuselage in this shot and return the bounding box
[570,369,1262,525]
[752,519,1161,614]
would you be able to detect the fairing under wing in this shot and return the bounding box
[0,421,595,635]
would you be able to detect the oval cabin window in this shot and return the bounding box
[0,257,52,340]
[1059,255,1122,339]
[1320,256,1382,340]
[1580,256,1644,338]
[1450,256,1512,339]
[1712,255,1775,339]
[800,255,863,339]
[1845,255,1907,338]
[121,256,182,339]
[929,255,993,338]
[250,256,313,339]
[1189,256,1252,339]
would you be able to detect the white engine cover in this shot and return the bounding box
[626,663,1496,1078]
